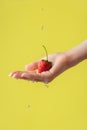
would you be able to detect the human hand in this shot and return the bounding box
[9,52,68,83]
[9,40,87,83]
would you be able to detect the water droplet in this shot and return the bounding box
[44,83,49,88]
[41,25,44,31]
[27,104,31,108]
[41,8,44,11]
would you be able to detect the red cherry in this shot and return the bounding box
[38,60,52,73]
[38,45,52,73]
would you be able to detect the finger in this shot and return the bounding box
[9,70,53,83]
[9,71,42,81]
[21,71,53,83]
[25,61,39,71]
[21,71,43,82]
[9,71,19,77]
[9,71,24,79]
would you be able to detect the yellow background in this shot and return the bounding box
[0,0,87,130]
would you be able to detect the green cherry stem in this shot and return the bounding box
[42,45,48,61]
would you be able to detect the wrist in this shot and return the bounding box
[64,51,75,68]
[65,40,87,68]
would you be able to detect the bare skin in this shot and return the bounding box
[9,40,87,83]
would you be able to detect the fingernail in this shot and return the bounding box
[25,65,28,69]
[8,74,11,77]
[11,74,17,78]
[8,73,12,77]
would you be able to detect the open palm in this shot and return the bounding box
[9,52,67,83]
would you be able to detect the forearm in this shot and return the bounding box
[66,40,87,68]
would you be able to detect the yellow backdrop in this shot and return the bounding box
[0,0,87,130]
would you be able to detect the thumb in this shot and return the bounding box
[25,61,39,71]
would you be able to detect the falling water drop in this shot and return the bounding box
[41,7,44,11]
[41,25,44,31]
[44,83,49,88]
[27,104,31,108]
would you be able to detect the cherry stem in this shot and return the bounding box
[42,45,48,61]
